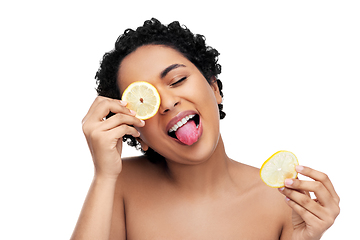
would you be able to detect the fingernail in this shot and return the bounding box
[285,179,293,186]
[278,187,285,191]
[140,119,145,125]
[130,109,136,115]
[285,197,290,202]
[119,100,127,106]
[296,165,304,172]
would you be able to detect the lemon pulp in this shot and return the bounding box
[260,150,299,188]
[121,81,161,120]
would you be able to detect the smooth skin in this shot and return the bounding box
[71,45,339,240]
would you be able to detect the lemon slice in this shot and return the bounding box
[121,81,161,120]
[260,150,299,188]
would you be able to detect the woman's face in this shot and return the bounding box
[117,45,223,164]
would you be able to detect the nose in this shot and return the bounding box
[158,89,180,114]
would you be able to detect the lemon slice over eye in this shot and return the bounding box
[121,81,161,120]
[260,150,299,188]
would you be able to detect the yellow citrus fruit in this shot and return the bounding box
[121,81,161,120]
[260,150,299,188]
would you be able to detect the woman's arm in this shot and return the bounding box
[71,175,123,240]
[71,97,144,240]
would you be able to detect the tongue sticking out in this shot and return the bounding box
[175,120,199,145]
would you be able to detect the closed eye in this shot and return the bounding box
[170,76,187,87]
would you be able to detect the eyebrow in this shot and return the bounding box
[160,64,186,79]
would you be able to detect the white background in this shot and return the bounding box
[1,1,359,239]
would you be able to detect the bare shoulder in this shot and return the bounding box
[229,160,263,190]
[230,160,292,223]
[232,160,286,202]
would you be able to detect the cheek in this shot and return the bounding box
[192,81,220,114]
[184,78,218,105]
[185,79,221,136]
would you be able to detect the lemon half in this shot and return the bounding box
[260,150,299,188]
[121,81,161,120]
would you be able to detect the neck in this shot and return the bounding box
[164,136,234,197]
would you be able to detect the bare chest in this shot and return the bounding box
[124,190,283,240]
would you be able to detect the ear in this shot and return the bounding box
[136,137,149,152]
[210,76,223,104]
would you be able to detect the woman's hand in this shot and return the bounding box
[279,166,340,240]
[82,96,145,179]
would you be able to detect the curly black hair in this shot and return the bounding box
[95,18,225,164]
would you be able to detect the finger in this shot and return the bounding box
[296,166,340,204]
[101,113,145,131]
[304,190,311,198]
[284,178,335,208]
[82,97,128,124]
[294,176,311,197]
[95,99,133,122]
[108,124,141,140]
[89,98,134,124]
[82,96,114,123]
[285,197,322,226]
[280,187,326,220]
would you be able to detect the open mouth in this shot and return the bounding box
[167,114,200,140]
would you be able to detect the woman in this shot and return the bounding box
[72,18,340,239]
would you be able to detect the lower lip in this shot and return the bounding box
[170,116,203,146]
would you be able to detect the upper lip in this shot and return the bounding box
[166,110,198,133]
